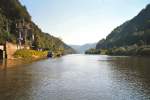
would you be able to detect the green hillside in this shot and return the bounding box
[0,0,75,54]
[96,4,150,49]
[96,4,150,56]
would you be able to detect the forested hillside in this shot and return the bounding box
[0,0,75,54]
[96,4,150,49]
[95,4,150,55]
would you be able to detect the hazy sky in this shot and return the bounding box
[20,0,150,45]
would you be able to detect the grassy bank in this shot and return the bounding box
[85,45,150,56]
[106,45,150,56]
[14,49,48,59]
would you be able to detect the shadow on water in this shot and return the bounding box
[0,58,48,100]
[104,56,150,99]
[0,60,7,70]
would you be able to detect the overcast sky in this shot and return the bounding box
[20,0,150,45]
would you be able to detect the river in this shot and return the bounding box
[0,54,150,100]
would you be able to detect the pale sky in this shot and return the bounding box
[20,0,150,45]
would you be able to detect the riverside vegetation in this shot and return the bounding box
[85,45,150,56]
[14,48,66,59]
[14,49,48,58]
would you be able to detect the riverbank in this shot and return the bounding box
[13,49,66,59]
[85,45,150,56]
[13,49,48,59]
[0,49,66,69]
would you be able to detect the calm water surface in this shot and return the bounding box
[0,54,150,100]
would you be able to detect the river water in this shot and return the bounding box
[0,54,150,100]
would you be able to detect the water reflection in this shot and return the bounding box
[106,57,150,99]
[0,60,7,70]
[0,55,149,100]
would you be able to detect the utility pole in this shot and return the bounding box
[31,27,35,48]
[16,19,23,49]
[16,19,32,49]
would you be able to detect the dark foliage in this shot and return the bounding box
[85,48,101,54]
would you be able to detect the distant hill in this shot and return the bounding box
[96,4,150,49]
[0,0,75,54]
[70,43,96,53]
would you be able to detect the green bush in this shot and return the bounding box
[137,47,150,56]
[85,48,101,54]
[106,45,150,56]
[14,49,48,58]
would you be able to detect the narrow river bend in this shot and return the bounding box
[0,54,150,100]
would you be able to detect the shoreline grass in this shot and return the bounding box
[14,49,48,59]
